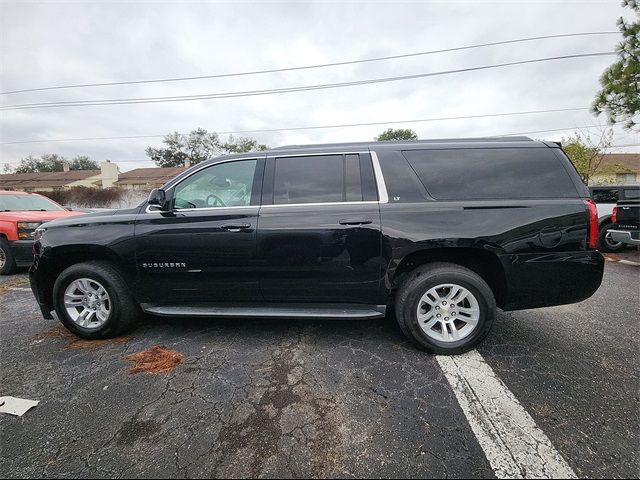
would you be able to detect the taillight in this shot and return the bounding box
[611,206,618,225]
[585,198,599,249]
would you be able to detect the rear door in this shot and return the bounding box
[256,151,383,304]
[134,156,265,304]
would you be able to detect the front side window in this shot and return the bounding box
[273,154,365,205]
[173,159,258,209]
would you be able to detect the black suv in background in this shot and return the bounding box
[30,137,604,354]
[589,185,640,251]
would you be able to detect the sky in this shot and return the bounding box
[1,0,638,173]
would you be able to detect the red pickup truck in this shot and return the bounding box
[0,191,83,274]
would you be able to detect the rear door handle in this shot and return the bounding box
[339,217,373,226]
[221,223,251,232]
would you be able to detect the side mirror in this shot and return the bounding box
[147,188,167,209]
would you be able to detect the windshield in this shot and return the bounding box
[0,194,65,212]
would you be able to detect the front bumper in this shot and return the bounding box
[608,230,640,246]
[9,239,35,266]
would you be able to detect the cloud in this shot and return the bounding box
[1,0,637,172]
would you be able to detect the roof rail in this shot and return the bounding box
[275,136,534,150]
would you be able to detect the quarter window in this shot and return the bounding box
[173,159,258,209]
[402,148,578,200]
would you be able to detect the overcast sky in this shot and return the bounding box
[1,0,638,172]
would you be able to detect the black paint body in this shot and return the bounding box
[30,138,604,319]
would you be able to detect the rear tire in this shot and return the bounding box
[598,223,625,252]
[395,262,496,355]
[0,238,16,275]
[53,261,139,339]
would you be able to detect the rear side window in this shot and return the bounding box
[272,154,369,205]
[402,148,578,200]
[591,188,619,203]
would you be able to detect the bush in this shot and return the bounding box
[36,187,150,209]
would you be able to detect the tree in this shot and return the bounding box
[69,155,99,170]
[562,129,614,184]
[14,154,67,173]
[592,0,639,130]
[146,129,268,167]
[375,128,418,141]
[13,154,99,173]
[220,134,268,153]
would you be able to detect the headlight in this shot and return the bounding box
[32,226,47,242]
[17,222,42,229]
[17,221,43,239]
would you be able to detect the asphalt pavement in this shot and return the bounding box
[0,258,638,478]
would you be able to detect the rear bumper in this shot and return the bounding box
[9,239,35,266]
[500,250,604,311]
[608,229,640,245]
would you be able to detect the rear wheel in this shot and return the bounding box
[598,223,625,252]
[53,261,139,339]
[0,238,16,275]
[395,262,496,354]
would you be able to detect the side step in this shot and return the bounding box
[141,303,386,320]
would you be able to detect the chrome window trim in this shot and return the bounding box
[261,201,379,209]
[143,150,389,213]
[174,205,259,213]
[369,150,388,204]
[267,151,369,158]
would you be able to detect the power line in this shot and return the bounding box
[0,52,616,111]
[0,107,591,145]
[2,126,636,166]
[0,31,619,96]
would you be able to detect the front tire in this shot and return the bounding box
[395,262,496,355]
[53,261,139,339]
[0,238,16,275]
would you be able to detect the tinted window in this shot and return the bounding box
[623,189,640,200]
[273,154,365,204]
[591,188,619,203]
[173,159,257,208]
[402,148,578,200]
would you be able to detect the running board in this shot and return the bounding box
[141,303,386,320]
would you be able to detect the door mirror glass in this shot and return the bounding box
[148,188,166,208]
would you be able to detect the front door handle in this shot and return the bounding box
[221,223,251,232]
[339,217,373,226]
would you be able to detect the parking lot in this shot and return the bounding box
[1,254,638,479]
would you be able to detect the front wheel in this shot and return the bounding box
[395,262,496,355]
[0,238,16,275]
[53,261,139,339]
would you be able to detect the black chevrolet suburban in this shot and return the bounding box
[30,137,604,354]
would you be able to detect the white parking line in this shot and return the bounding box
[437,350,576,479]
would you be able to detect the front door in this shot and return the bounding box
[256,152,383,304]
[134,157,265,305]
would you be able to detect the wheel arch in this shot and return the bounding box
[37,245,133,311]
[390,247,508,309]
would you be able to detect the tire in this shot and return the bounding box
[0,237,16,275]
[53,261,139,339]
[598,223,625,253]
[395,262,496,355]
